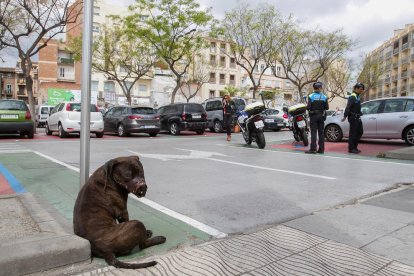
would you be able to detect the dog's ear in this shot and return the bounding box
[104,159,118,178]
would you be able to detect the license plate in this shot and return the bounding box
[192,115,201,119]
[1,114,18,119]
[254,120,264,128]
[144,125,155,128]
[297,120,306,128]
[264,119,274,123]
[277,123,285,126]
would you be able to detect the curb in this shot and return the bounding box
[0,193,90,276]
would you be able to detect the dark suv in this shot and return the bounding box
[157,103,208,135]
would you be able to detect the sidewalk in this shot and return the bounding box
[0,148,413,275]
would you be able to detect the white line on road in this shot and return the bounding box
[32,151,226,238]
[208,158,336,180]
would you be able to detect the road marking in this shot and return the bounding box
[217,143,414,166]
[31,151,227,238]
[131,149,335,180]
[130,195,227,239]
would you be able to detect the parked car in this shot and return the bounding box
[45,102,104,138]
[103,106,160,137]
[157,103,208,135]
[260,108,287,131]
[201,97,246,133]
[324,97,414,146]
[0,99,34,138]
[35,105,54,127]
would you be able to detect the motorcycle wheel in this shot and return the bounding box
[242,130,252,145]
[256,130,266,149]
[300,128,309,146]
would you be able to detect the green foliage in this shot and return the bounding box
[261,90,278,100]
[222,86,239,97]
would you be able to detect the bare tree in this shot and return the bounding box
[216,2,281,99]
[178,54,210,102]
[357,53,385,100]
[323,59,353,102]
[0,0,81,130]
[269,22,354,102]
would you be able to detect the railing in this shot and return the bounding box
[219,61,226,67]
[392,74,399,81]
[209,78,216,84]
[392,62,398,68]
[384,77,391,83]
[411,54,414,60]
[209,61,217,66]
[400,57,409,64]
[57,73,75,81]
[385,64,391,71]
[58,57,75,64]
[385,51,392,59]
[229,80,235,86]
[17,78,25,84]
[402,43,409,50]
[401,85,407,92]
[401,71,408,79]
[411,70,414,77]
[393,48,399,55]
[219,79,226,85]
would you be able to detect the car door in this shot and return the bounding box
[376,98,413,138]
[48,103,63,131]
[360,100,383,137]
[103,107,116,132]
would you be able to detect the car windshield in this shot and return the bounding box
[131,107,156,114]
[185,104,203,113]
[69,103,98,112]
[41,107,50,114]
[0,100,27,110]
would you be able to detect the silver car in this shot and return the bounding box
[324,97,414,146]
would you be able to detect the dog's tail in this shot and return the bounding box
[105,253,157,269]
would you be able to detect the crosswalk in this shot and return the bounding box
[0,143,31,154]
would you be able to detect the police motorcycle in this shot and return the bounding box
[283,103,309,146]
[236,94,266,149]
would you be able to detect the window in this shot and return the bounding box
[260,64,265,72]
[404,99,414,111]
[209,90,215,98]
[210,55,216,66]
[209,73,216,83]
[93,6,100,16]
[220,43,226,52]
[5,84,12,95]
[220,56,226,67]
[104,81,115,92]
[210,42,216,52]
[139,84,147,92]
[361,100,381,114]
[383,99,405,113]
[59,67,65,77]
[219,74,225,84]
[91,81,99,91]
[92,23,100,33]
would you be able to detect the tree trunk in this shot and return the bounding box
[22,59,36,134]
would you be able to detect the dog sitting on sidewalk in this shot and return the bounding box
[73,156,166,269]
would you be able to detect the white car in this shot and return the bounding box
[45,102,104,138]
[324,97,414,146]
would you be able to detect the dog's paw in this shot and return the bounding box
[146,230,153,238]
[153,236,166,244]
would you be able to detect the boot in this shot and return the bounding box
[227,135,231,142]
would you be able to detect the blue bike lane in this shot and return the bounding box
[0,152,212,262]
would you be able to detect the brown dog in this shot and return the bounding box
[73,156,166,269]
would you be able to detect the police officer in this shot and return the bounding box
[341,82,365,153]
[305,82,329,154]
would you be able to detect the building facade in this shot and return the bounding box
[0,64,39,104]
[364,24,414,100]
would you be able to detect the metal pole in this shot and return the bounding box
[80,1,94,187]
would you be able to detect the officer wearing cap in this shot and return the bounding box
[305,82,329,154]
[342,82,365,153]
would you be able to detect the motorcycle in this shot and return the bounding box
[283,103,309,146]
[236,101,266,149]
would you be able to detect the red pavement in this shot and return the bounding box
[271,139,409,157]
[0,173,14,195]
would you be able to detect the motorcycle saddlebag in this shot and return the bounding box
[244,102,265,116]
[288,103,307,116]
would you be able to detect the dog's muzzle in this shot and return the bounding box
[134,185,147,198]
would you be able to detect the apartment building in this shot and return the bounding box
[364,23,414,100]
[0,64,39,103]
[37,38,81,105]
[67,0,153,107]
[200,37,295,106]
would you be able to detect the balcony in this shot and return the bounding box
[401,57,409,64]
[391,88,398,96]
[402,43,409,51]
[219,79,226,85]
[385,51,392,59]
[209,78,216,84]
[229,79,235,86]
[411,70,414,77]
[392,62,398,68]
[385,64,391,71]
[393,48,399,55]
[230,62,236,69]
[219,61,226,67]
[392,74,399,81]
[411,54,414,60]
[57,73,75,81]
[401,71,408,79]
[17,78,25,85]
[384,77,391,84]
[58,57,75,65]
[401,85,407,92]
[209,60,217,67]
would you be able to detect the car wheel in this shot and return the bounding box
[96,132,104,138]
[45,123,52,135]
[117,124,127,137]
[149,132,158,137]
[404,125,414,146]
[27,130,34,139]
[58,124,67,138]
[325,124,342,142]
[213,120,223,133]
[169,122,180,135]
[196,129,205,135]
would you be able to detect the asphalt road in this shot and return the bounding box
[1,129,413,235]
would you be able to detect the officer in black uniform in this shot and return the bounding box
[305,82,329,154]
[342,82,365,153]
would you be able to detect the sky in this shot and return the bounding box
[2,0,414,67]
